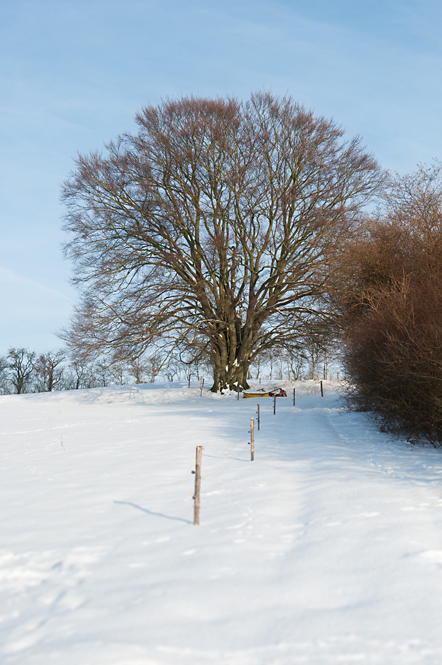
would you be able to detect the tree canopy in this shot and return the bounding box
[61,92,383,392]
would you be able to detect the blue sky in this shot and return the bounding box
[2,0,442,351]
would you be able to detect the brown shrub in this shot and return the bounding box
[343,273,442,445]
[339,163,442,445]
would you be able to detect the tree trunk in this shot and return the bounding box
[210,357,251,393]
[210,334,252,393]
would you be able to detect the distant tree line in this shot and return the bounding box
[0,341,336,396]
[0,348,168,395]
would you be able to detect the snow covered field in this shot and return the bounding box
[2,380,442,664]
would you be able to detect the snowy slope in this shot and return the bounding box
[2,381,442,664]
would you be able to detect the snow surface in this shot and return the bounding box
[2,380,442,664]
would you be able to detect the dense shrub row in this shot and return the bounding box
[340,163,442,446]
[343,275,442,445]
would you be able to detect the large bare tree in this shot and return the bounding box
[61,93,383,392]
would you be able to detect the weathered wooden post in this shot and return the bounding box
[273,394,276,415]
[257,403,260,431]
[192,446,203,525]
[250,418,255,461]
[320,380,323,397]
[293,388,296,406]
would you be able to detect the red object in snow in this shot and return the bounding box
[268,388,287,397]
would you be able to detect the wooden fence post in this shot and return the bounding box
[193,446,203,525]
[293,388,296,406]
[250,418,255,461]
